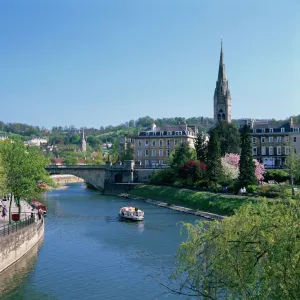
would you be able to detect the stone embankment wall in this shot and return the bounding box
[0,219,44,273]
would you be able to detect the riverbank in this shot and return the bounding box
[50,175,84,185]
[125,185,262,218]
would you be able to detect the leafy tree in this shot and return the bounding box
[195,132,208,162]
[122,142,134,160]
[239,125,257,187]
[171,200,300,299]
[87,135,101,150]
[170,143,195,171]
[178,160,206,182]
[206,130,222,183]
[286,150,300,195]
[0,140,53,223]
[210,121,240,155]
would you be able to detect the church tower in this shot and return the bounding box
[81,130,87,153]
[213,40,232,123]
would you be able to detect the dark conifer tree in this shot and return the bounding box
[238,125,257,187]
[210,121,240,155]
[195,132,208,163]
[206,130,222,183]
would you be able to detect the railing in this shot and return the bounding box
[46,165,106,169]
[0,214,35,237]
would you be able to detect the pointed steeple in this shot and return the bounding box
[213,38,232,124]
[218,38,226,81]
[81,129,87,153]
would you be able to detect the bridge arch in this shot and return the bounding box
[45,166,107,191]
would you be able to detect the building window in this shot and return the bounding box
[269,137,273,143]
[261,137,265,143]
[138,141,142,147]
[151,149,156,157]
[167,131,172,135]
[145,160,149,166]
[159,149,163,156]
[262,129,265,133]
[159,139,163,146]
[166,149,170,157]
[277,146,281,155]
[253,129,257,133]
[285,146,290,155]
[167,139,170,147]
[137,150,141,157]
[281,128,285,132]
[159,159,164,165]
[145,149,149,156]
[252,147,257,156]
[252,137,256,143]
[294,137,297,143]
[152,140,156,147]
[295,148,297,154]
[277,137,282,143]
[269,128,273,133]
[261,146,266,155]
[174,139,178,146]
[285,136,289,142]
[269,146,273,155]
[145,140,149,146]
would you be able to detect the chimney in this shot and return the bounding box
[290,117,293,128]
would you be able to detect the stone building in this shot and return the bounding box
[214,41,232,123]
[239,118,300,168]
[134,123,198,167]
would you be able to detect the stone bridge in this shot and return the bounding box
[45,165,107,191]
[45,160,159,191]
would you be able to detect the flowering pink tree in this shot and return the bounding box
[221,153,265,181]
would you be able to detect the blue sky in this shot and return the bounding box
[0,0,299,129]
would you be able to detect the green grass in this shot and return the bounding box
[129,185,264,216]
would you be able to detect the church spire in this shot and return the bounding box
[213,39,232,124]
[218,38,226,81]
[81,129,87,153]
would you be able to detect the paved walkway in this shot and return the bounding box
[0,199,35,227]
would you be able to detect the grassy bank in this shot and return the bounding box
[129,185,262,216]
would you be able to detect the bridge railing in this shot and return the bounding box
[46,165,106,169]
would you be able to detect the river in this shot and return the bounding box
[1,183,202,300]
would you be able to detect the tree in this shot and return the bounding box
[286,149,300,195]
[0,140,54,223]
[210,121,240,156]
[171,200,300,299]
[239,125,257,187]
[170,143,195,171]
[206,130,222,183]
[221,153,265,181]
[178,160,206,182]
[122,142,134,160]
[195,132,208,163]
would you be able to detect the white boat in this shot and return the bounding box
[119,206,144,221]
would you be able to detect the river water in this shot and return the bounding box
[1,183,202,300]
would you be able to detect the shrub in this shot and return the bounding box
[149,168,175,184]
[265,170,290,183]
[247,185,258,193]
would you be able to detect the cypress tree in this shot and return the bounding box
[238,125,257,187]
[206,130,222,183]
[195,132,208,163]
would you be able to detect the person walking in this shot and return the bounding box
[2,205,7,219]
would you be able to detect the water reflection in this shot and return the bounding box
[0,237,44,297]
